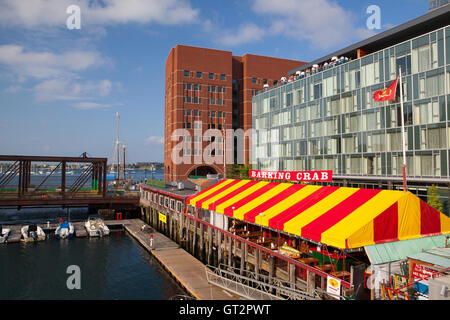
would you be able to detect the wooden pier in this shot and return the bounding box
[123,219,241,300]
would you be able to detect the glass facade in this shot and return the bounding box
[252,26,450,179]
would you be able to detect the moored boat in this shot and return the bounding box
[21,224,46,242]
[55,221,74,239]
[0,225,11,244]
[84,215,110,237]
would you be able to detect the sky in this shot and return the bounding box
[0,0,429,163]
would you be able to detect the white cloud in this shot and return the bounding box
[251,0,374,50]
[0,44,106,80]
[145,136,164,145]
[218,23,266,47]
[0,0,200,28]
[72,101,122,110]
[33,78,118,102]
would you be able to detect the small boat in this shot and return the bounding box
[21,224,46,242]
[84,215,110,237]
[0,225,11,244]
[55,221,74,239]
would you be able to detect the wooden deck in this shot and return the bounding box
[122,219,241,300]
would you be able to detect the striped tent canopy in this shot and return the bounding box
[187,179,450,250]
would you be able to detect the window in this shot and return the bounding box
[209,73,214,80]
[159,195,163,205]
[263,79,268,85]
[184,70,189,77]
[396,55,411,76]
[196,71,202,78]
[170,199,175,210]
[176,201,182,213]
[421,127,446,149]
[286,93,293,107]
[221,74,226,81]
[164,197,169,207]
[414,100,440,124]
[252,78,257,84]
[314,83,322,99]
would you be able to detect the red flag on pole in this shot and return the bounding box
[373,77,399,102]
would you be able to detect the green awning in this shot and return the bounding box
[364,235,448,265]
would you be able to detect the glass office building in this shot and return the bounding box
[252,7,450,214]
[253,25,450,178]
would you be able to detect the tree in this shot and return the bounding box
[427,185,443,212]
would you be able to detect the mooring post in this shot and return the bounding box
[192,219,197,256]
[289,263,296,289]
[240,242,247,275]
[307,270,316,294]
[255,249,260,281]
[228,235,232,268]
[207,226,213,265]
[218,231,223,265]
[199,223,204,262]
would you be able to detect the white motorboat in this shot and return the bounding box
[55,222,75,239]
[0,226,11,244]
[21,224,46,242]
[85,215,110,237]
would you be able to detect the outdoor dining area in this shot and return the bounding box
[229,220,355,283]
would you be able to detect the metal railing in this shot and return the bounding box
[205,264,333,300]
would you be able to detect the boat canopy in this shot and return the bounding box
[60,222,70,229]
[186,179,450,250]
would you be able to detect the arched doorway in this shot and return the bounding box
[188,165,218,178]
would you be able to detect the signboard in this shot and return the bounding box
[250,170,333,182]
[158,212,167,224]
[411,263,439,280]
[326,276,341,298]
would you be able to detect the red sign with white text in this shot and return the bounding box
[250,170,333,182]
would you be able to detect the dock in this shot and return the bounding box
[123,219,241,300]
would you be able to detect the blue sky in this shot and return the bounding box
[0,0,428,163]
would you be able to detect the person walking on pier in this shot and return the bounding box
[150,234,154,249]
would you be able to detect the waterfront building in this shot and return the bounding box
[164,45,305,182]
[429,0,449,11]
[252,5,450,214]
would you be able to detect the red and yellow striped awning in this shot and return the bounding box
[187,179,450,249]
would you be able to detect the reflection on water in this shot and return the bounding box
[0,232,186,300]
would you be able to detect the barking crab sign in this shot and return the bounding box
[250,170,333,182]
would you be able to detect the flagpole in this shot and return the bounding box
[399,66,407,192]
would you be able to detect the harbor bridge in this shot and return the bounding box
[0,155,139,209]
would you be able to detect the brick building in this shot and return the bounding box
[164,45,305,182]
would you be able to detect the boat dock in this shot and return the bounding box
[2,218,241,300]
[122,219,241,300]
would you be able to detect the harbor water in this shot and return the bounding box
[0,231,187,300]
